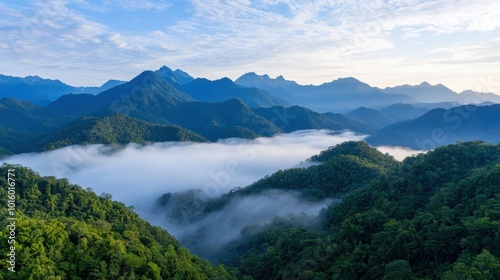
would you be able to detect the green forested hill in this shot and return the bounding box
[0,114,207,154]
[0,165,235,280]
[213,141,500,279]
[38,113,208,150]
[154,142,400,262]
[1,141,500,279]
[0,98,71,133]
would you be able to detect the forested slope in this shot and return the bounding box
[0,165,235,280]
[2,141,499,279]
[211,141,500,279]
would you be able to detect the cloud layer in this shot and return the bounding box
[3,130,424,256]
[3,130,425,212]
[151,190,335,257]
[3,130,363,210]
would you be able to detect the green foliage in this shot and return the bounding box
[212,141,500,279]
[0,165,235,279]
[309,141,397,169]
[40,113,208,150]
[442,250,500,280]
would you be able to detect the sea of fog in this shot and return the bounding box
[3,130,423,215]
[3,130,423,253]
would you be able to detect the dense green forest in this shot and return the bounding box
[155,141,500,279]
[1,141,499,279]
[0,165,235,279]
[213,141,500,279]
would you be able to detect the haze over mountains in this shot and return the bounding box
[0,65,499,155]
[235,72,500,112]
[0,74,125,105]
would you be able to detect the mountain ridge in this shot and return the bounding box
[0,73,126,104]
[367,104,500,149]
[235,72,413,112]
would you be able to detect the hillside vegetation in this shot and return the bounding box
[214,141,500,279]
[0,165,235,279]
[153,141,500,279]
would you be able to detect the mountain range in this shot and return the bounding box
[235,72,500,112]
[368,104,500,150]
[0,74,125,105]
[0,66,499,154]
[236,73,412,112]
[384,82,500,104]
[3,66,499,113]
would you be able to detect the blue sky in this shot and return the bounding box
[1,0,499,94]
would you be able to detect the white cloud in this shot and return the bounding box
[152,190,334,255]
[73,0,173,12]
[3,130,365,212]
[0,0,498,92]
[386,0,500,35]
[375,145,426,161]
[3,130,426,255]
[430,38,500,65]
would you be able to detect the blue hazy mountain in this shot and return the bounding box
[322,112,377,134]
[47,72,280,142]
[235,72,413,112]
[346,107,398,129]
[253,105,376,134]
[368,104,500,149]
[0,74,125,104]
[5,68,500,154]
[380,103,430,121]
[48,70,195,119]
[155,65,195,85]
[335,104,430,131]
[235,72,302,101]
[178,77,290,108]
[383,82,500,104]
[166,98,281,141]
[0,97,71,133]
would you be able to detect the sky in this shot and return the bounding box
[1,0,499,94]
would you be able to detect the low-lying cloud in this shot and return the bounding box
[3,129,425,258]
[3,130,423,214]
[3,130,362,211]
[151,190,335,258]
[376,145,426,161]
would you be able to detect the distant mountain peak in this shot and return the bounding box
[236,72,299,86]
[129,70,159,84]
[159,65,172,70]
[218,77,233,83]
[155,65,194,85]
[420,81,431,86]
[334,77,362,83]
